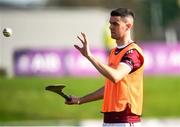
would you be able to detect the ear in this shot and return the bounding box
[126,23,133,30]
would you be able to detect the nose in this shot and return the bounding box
[109,25,114,32]
[109,24,112,30]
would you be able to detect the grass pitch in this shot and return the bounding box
[0,75,180,122]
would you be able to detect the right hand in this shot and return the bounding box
[65,95,80,105]
[74,32,92,59]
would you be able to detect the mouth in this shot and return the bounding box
[111,31,115,35]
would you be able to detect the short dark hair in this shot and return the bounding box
[111,8,135,19]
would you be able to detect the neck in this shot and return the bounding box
[116,32,133,47]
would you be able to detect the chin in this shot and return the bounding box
[111,36,117,40]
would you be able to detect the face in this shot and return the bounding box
[109,16,128,40]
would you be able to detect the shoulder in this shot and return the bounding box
[124,49,140,57]
[121,48,144,72]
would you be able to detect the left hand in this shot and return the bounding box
[65,95,80,105]
[74,32,92,58]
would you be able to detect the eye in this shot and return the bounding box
[110,22,119,26]
[114,22,119,26]
[109,20,120,28]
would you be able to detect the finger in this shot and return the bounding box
[81,32,85,37]
[74,45,81,50]
[77,36,84,44]
[65,100,72,105]
[65,96,73,105]
[81,32,87,44]
[66,100,73,104]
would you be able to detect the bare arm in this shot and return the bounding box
[74,33,131,83]
[65,86,104,105]
[87,55,131,83]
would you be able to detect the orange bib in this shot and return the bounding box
[102,43,144,115]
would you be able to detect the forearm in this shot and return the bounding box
[79,86,104,104]
[87,54,123,83]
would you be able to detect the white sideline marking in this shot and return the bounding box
[1,119,180,127]
[80,119,180,127]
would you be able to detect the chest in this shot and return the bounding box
[108,50,123,68]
